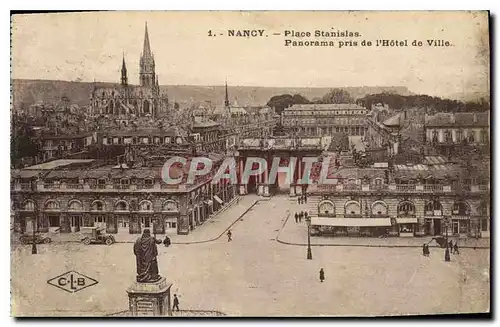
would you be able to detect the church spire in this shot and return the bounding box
[140,22,155,87]
[143,22,152,58]
[224,79,230,108]
[121,52,128,86]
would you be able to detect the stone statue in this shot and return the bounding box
[133,229,161,283]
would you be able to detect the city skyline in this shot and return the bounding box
[11,11,489,99]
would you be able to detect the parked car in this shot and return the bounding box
[19,233,51,245]
[80,227,115,246]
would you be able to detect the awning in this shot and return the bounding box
[396,217,418,224]
[213,195,223,205]
[311,217,392,227]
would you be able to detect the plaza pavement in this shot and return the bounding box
[11,194,490,317]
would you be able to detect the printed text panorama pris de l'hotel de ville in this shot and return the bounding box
[208,28,453,48]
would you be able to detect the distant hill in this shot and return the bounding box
[11,79,413,110]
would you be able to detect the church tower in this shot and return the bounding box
[224,79,230,108]
[139,22,156,87]
[121,53,128,86]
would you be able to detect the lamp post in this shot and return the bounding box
[31,195,38,255]
[152,218,158,240]
[306,215,312,260]
[444,217,450,262]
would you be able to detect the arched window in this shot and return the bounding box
[318,200,335,217]
[425,200,442,215]
[139,200,153,212]
[115,200,129,212]
[371,201,388,216]
[68,200,83,211]
[91,200,105,212]
[162,200,178,212]
[452,201,470,215]
[45,200,60,211]
[23,200,35,211]
[397,201,415,216]
[345,201,361,215]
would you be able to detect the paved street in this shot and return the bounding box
[11,195,490,316]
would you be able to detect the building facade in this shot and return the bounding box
[11,157,237,236]
[282,104,369,137]
[424,112,490,158]
[305,161,490,238]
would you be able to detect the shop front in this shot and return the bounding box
[396,217,418,237]
[310,217,393,237]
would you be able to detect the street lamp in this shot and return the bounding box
[152,218,158,240]
[31,218,37,254]
[444,217,450,262]
[32,198,39,254]
[306,215,312,260]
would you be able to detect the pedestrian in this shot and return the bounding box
[163,235,171,247]
[227,230,232,242]
[298,197,301,205]
[453,242,460,255]
[304,194,308,204]
[295,212,298,223]
[422,243,430,257]
[173,294,180,311]
[299,211,303,223]
[448,240,453,252]
[319,268,325,282]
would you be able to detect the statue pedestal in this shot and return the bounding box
[127,277,173,316]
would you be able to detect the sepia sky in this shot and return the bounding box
[11,11,489,98]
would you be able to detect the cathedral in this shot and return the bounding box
[90,23,168,119]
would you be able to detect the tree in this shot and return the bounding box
[319,89,354,104]
[11,122,40,166]
[266,94,310,115]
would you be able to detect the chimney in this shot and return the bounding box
[473,113,477,123]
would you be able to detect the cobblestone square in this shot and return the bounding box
[11,196,490,316]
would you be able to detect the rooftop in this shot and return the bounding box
[23,159,95,171]
[382,113,402,127]
[192,116,220,128]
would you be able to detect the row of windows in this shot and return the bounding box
[21,199,179,212]
[285,118,366,125]
[317,200,479,216]
[431,129,489,143]
[284,110,367,116]
[103,136,182,145]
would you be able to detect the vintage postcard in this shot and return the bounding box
[10,11,490,317]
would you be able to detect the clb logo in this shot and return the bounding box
[47,270,98,293]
